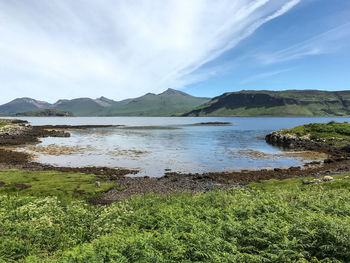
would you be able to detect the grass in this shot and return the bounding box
[0,169,116,202]
[280,121,350,145]
[1,169,350,262]
[248,173,350,191]
[0,119,9,129]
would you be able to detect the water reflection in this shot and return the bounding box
[13,116,350,177]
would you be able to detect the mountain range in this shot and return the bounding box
[1,89,350,117]
[0,89,210,116]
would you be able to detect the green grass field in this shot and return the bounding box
[1,169,350,262]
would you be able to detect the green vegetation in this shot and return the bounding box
[54,98,106,116]
[248,173,350,191]
[1,169,350,262]
[0,119,9,129]
[0,170,115,202]
[281,121,350,145]
[184,90,350,116]
[15,109,73,117]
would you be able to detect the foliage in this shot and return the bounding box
[0,169,116,202]
[0,171,350,262]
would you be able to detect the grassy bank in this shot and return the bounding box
[0,170,116,202]
[0,169,350,262]
[280,121,350,145]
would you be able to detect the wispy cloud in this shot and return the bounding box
[256,22,350,65]
[0,0,300,102]
[240,68,292,84]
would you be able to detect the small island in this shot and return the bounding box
[15,109,74,117]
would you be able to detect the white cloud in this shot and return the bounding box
[256,22,350,65]
[0,0,300,103]
[240,68,292,84]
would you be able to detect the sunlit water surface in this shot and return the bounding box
[12,117,350,177]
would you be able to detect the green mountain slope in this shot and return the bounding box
[53,98,105,116]
[0,89,209,116]
[183,90,350,117]
[0,98,51,115]
[101,89,210,116]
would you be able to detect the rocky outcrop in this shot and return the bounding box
[0,121,70,146]
[265,131,316,149]
[265,130,350,161]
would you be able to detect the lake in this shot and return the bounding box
[11,116,350,177]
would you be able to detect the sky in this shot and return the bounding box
[0,0,349,104]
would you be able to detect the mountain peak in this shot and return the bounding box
[94,96,115,107]
[12,97,51,108]
[159,88,192,97]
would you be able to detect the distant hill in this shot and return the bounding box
[4,90,350,117]
[0,89,210,116]
[53,98,106,116]
[183,90,350,117]
[0,98,51,115]
[99,89,210,116]
[15,109,73,117]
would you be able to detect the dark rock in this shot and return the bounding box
[288,166,301,171]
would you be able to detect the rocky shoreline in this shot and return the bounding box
[265,130,350,162]
[0,119,70,146]
[1,119,350,203]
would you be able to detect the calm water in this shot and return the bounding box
[11,117,350,177]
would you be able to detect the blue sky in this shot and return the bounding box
[0,0,349,103]
[185,0,350,97]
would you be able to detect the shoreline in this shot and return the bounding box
[1,119,350,202]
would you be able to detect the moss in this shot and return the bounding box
[0,169,116,202]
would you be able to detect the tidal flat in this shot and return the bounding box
[2,117,350,262]
[7,116,350,177]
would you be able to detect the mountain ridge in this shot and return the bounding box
[3,89,350,117]
[183,90,350,117]
[0,89,209,116]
